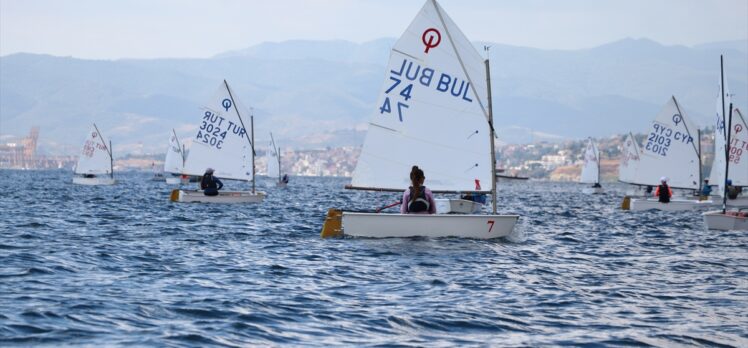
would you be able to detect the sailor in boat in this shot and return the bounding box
[83,174,95,178]
[700,179,712,199]
[281,174,289,184]
[200,168,223,196]
[654,177,673,203]
[400,166,436,214]
[461,180,487,204]
[726,180,742,200]
[592,183,602,188]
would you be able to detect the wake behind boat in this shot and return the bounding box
[321,0,518,239]
[170,80,265,203]
[72,124,116,185]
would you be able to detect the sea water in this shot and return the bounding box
[1,170,746,346]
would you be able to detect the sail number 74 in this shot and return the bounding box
[380,77,412,122]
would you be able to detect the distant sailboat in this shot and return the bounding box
[706,78,748,207]
[170,80,265,203]
[150,162,165,181]
[580,138,603,194]
[163,129,188,184]
[72,124,116,185]
[704,56,748,230]
[322,0,519,239]
[266,132,287,187]
[618,132,641,184]
[620,96,712,211]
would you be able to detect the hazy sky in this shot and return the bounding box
[1,0,746,59]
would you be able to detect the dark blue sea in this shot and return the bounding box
[1,169,746,347]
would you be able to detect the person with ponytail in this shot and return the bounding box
[401,165,436,214]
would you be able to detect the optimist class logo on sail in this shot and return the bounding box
[379,28,474,123]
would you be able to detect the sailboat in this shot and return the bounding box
[321,0,519,239]
[72,124,116,185]
[704,56,748,230]
[170,80,265,203]
[163,129,188,184]
[620,96,712,211]
[619,132,643,196]
[706,76,748,207]
[150,162,165,181]
[266,132,287,187]
[580,138,603,194]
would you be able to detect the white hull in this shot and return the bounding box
[435,199,482,214]
[72,176,116,185]
[150,175,165,181]
[165,176,190,185]
[727,196,748,208]
[703,210,748,230]
[630,198,713,211]
[582,187,604,194]
[171,189,265,203]
[341,213,518,239]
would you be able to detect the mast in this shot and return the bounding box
[723,104,733,213]
[251,114,256,194]
[109,140,113,178]
[485,56,497,214]
[596,141,601,186]
[697,129,702,186]
[719,55,728,214]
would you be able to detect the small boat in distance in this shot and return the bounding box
[163,129,189,185]
[704,56,748,230]
[580,137,603,194]
[72,124,116,185]
[170,80,265,203]
[496,168,529,181]
[266,132,287,187]
[322,0,519,239]
[620,96,712,211]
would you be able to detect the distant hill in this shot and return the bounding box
[0,38,746,154]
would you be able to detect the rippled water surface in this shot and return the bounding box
[1,170,747,347]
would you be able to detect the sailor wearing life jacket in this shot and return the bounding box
[654,176,673,203]
[401,165,436,214]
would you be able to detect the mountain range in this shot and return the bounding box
[0,38,746,155]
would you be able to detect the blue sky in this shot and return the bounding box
[1,0,746,59]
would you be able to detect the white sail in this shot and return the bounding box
[619,132,641,184]
[580,138,599,184]
[708,79,739,193]
[163,130,185,174]
[628,97,700,189]
[266,140,280,179]
[727,108,748,185]
[182,81,254,181]
[350,0,491,192]
[74,124,112,175]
